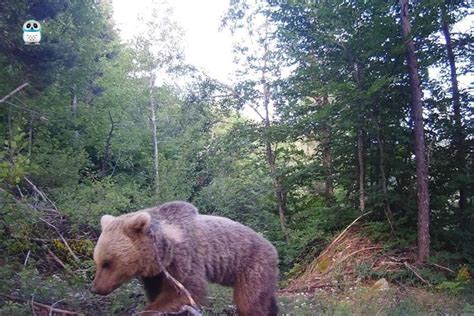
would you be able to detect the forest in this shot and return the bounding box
[0,0,472,315]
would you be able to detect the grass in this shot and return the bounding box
[202,281,471,315]
[277,285,469,315]
[1,265,471,315]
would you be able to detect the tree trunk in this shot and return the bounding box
[70,89,77,114]
[441,15,467,222]
[400,0,430,264]
[28,115,33,157]
[261,39,289,243]
[149,75,159,196]
[321,95,334,202]
[357,128,365,213]
[102,111,115,173]
[263,93,289,243]
[70,89,79,142]
[375,114,395,232]
[352,61,366,213]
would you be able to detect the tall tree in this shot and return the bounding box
[440,3,467,221]
[223,4,290,242]
[399,0,430,263]
[131,2,184,197]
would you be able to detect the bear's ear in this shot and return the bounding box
[100,215,115,230]
[125,212,151,236]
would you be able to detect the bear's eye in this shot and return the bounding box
[102,260,112,269]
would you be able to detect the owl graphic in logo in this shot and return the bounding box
[23,20,41,45]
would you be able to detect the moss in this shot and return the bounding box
[315,254,332,273]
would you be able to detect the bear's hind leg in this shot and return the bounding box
[233,285,277,316]
[233,263,278,316]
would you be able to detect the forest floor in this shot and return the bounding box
[1,224,472,316]
[272,224,473,315]
[203,225,473,315]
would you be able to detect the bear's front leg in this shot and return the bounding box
[142,277,198,314]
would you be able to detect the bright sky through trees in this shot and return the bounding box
[112,0,235,83]
[112,0,473,89]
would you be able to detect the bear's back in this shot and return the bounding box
[146,201,198,223]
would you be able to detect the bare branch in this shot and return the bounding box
[161,268,199,311]
[47,248,66,269]
[24,250,31,266]
[403,262,431,286]
[311,211,373,273]
[24,177,60,212]
[431,263,455,274]
[0,293,82,316]
[0,82,29,104]
[39,217,79,262]
[246,103,265,121]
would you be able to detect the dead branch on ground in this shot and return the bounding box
[403,262,431,286]
[0,293,82,316]
[308,211,373,274]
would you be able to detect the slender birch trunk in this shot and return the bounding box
[357,129,365,213]
[400,0,430,263]
[149,75,159,196]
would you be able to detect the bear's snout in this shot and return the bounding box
[90,283,111,296]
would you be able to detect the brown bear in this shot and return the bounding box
[91,201,279,316]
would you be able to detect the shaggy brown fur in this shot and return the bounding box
[91,201,279,316]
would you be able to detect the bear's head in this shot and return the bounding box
[91,212,152,295]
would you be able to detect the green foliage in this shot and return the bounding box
[437,265,472,294]
[53,177,149,229]
[464,303,474,314]
[0,0,472,313]
[0,131,31,185]
[0,264,146,315]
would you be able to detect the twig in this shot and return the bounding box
[31,300,81,315]
[24,177,60,212]
[135,306,202,316]
[24,250,31,266]
[403,262,431,286]
[16,184,25,199]
[47,248,66,269]
[0,82,29,104]
[148,233,201,315]
[162,268,199,311]
[24,177,78,261]
[431,263,455,273]
[323,246,382,275]
[310,211,373,273]
[49,298,65,316]
[180,305,202,316]
[340,247,382,264]
[30,294,38,316]
[1,293,81,315]
[39,217,79,262]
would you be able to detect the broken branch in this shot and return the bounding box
[309,211,373,273]
[403,262,431,286]
[0,82,29,104]
[0,293,81,316]
[162,268,199,311]
[39,217,79,262]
